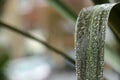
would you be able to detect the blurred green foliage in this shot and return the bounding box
[0,0,7,16]
[0,46,9,80]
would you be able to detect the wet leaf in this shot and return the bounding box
[75,3,120,80]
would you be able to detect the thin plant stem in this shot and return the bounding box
[0,20,75,65]
[47,0,77,23]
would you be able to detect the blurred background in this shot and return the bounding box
[0,0,120,80]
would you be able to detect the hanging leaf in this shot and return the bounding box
[75,3,120,80]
